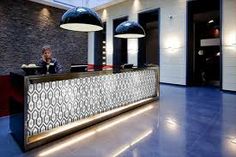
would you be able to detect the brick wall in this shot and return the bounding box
[0,0,88,75]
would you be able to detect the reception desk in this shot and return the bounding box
[10,67,159,151]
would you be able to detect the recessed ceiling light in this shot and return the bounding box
[208,20,214,24]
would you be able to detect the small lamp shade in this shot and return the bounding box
[60,7,103,32]
[115,21,145,39]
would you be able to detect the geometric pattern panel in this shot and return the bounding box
[26,70,157,137]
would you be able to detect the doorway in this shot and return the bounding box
[138,8,160,68]
[94,22,106,71]
[187,0,222,87]
[113,16,128,71]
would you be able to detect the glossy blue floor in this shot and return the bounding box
[1,84,236,157]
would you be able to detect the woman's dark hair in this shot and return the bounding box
[42,45,51,54]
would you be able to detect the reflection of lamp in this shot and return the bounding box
[112,129,153,157]
[60,7,103,32]
[231,138,236,144]
[165,36,182,54]
[38,104,154,156]
[115,21,145,39]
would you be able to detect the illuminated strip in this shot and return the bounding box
[38,131,96,156]
[29,98,154,143]
[38,104,154,156]
[166,117,177,126]
[97,105,153,132]
[112,130,153,157]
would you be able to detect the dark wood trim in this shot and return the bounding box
[186,0,194,86]
[160,82,187,87]
[138,8,160,68]
[113,16,128,72]
[94,22,106,71]
[219,0,223,90]
[94,31,103,70]
[222,90,236,94]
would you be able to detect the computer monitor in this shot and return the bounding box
[70,64,87,72]
[123,64,133,69]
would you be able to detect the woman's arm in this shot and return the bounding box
[54,59,63,73]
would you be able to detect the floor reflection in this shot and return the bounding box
[1,85,236,157]
[112,129,153,157]
[29,103,159,157]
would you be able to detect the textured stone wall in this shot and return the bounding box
[0,0,88,75]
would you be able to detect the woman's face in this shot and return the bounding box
[43,49,52,60]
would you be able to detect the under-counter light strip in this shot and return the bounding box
[29,98,154,144]
[38,104,154,157]
[97,105,153,132]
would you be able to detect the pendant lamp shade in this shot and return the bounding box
[60,7,103,32]
[115,21,145,39]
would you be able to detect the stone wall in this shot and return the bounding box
[0,0,88,75]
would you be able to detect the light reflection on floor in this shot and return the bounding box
[36,103,158,157]
[1,85,236,157]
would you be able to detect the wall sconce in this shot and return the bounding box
[128,49,138,54]
[165,36,181,53]
[231,35,236,46]
[40,8,50,16]
[166,37,181,48]
[101,9,107,21]
[225,33,236,47]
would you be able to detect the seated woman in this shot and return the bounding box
[37,45,63,74]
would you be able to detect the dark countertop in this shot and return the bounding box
[11,67,159,84]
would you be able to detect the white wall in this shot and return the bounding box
[31,0,236,90]
[89,0,187,85]
[30,0,126,10]
[222,0,236,91]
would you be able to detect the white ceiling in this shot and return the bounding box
[29,0,127,10]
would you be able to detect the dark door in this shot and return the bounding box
[187,0,221,87]
[113,16,128,72]
[94,22,106,71]
[138,8,160,68]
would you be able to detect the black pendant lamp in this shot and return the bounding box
[115,21,145,39]
[60,7,103,32]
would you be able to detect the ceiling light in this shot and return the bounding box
[115,21,145,39]
[60,7,103,32]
